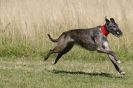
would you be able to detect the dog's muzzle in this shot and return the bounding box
[115,30,123,37]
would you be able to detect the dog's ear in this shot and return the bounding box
[105,16,110,24]
[110,18,116,23]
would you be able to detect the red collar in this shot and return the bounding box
[100,25,109,37]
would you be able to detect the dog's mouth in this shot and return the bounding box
[110,28,122,38]
[115,34,121,38]
[114,31,123,37]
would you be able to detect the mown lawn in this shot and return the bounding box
[0,57,133,88]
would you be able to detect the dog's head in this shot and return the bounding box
[105,17,123,37]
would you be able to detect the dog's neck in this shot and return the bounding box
[100,25,109,37]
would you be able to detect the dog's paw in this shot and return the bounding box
[119,71,125,77]
[117,60,121,64]
[120,71,126,75]
[118,71,125,78]
[51,61,55,65]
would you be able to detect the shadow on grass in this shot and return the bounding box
[50,69,120,78]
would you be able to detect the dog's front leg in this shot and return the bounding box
[95,36,121,63]
[95,37,125,75]
[108,54,125,75]
[97,47,125,75]
[97,48,120,63]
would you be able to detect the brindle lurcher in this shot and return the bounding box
[44,17,125,76]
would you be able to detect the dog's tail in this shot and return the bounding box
[47,34,58,42]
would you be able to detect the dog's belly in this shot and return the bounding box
[75,36,97,51]
[76,41,97,51]
[81,43,97,51]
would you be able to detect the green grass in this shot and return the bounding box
[0,57,133,88]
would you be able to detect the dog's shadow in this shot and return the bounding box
[50,69,120,78]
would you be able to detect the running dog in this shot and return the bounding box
[44,17,125,75]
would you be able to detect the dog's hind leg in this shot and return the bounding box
[52,43,74,65]
[44,46,60,61]
[44,50,54,61]
[52,53,63,65]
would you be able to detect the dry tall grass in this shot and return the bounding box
[0,0,133,56]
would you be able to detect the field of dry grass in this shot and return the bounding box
[0,0,133,57]
[0,0,133,56]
